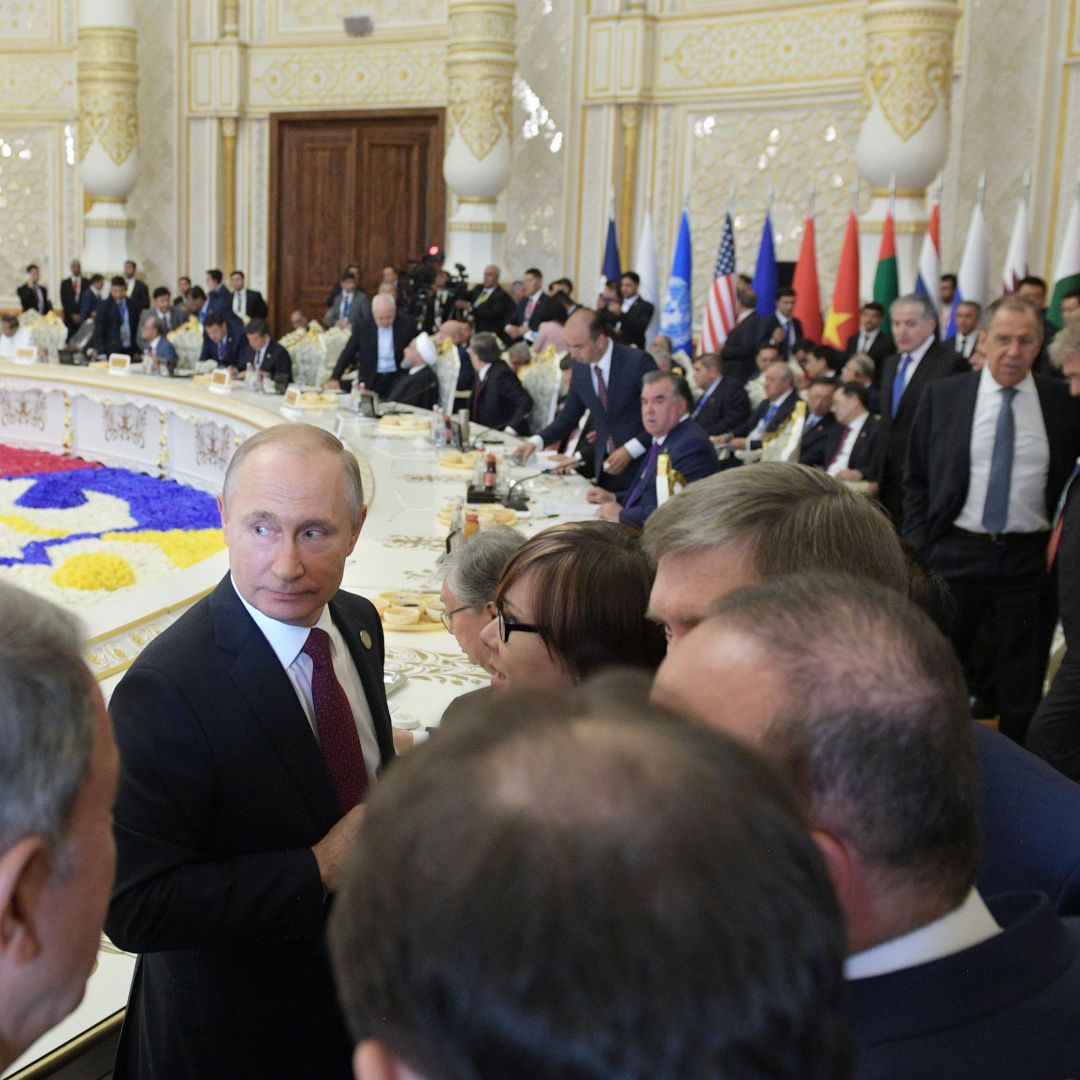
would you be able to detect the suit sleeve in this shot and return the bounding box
[500,370,534,435]
[900,388,934,550]
[331,327,362,381]
[106,665,327,953]
[712,382,751,435]
[539,376,586,446]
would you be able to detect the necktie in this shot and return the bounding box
[471,373,484,413]
[859,334,867,354]
[525,295,537,323]
[982,386,1018,535]
[828,426,852,468]
[234,291,243,315]
[625,442,661,507]
[119,301,130,347]
[256,347,264,369]
[891,353,913,418]
[762,401,779,429]
[34,286,43,311]
[342,292,351,319]
[1048,459,1080,568]
[74,278,80,299]
[302,627,368,811]
[594,365,615,454]
[217,339,226,361]
[478,289,492,304]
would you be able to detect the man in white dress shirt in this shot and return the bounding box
[0,314,35,360]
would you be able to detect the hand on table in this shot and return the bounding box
[595,502,622,521]
[602,446,632,476]
[586,487,616,505]
[511,442,536,465]
[324,378,341,391]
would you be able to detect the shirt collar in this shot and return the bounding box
[847,409,870,436]
[768,388,793,408]
[477,361,491,382]
[980,363,1036,398]
[231,575,333,670]
[595,337,615,381]
[905,334,935,363]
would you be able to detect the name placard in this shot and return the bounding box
[283,385,302,408]
[208,368,233,395]
[13,346,37,365]
[107,353,131,375]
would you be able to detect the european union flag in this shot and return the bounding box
[602,215,622,283]
[752,212,778,318]
[661,209,693,356]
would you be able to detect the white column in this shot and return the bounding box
[854,0,960,295]
[78,0,139,271]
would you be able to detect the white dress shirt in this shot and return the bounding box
[376,325,396,374]
[953,331,977,359]
[894,334,936,398]
[955,366,1050,533]
[233,580,381,788]
[748,388,793,443]
[845,888,1000,980]
[0,327,34,359]
[826,410,869,476]
[233,289,246,316]
[855,328,881,355]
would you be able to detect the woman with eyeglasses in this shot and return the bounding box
[479,520,666,691]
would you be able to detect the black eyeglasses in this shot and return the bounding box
[496,603,543,643]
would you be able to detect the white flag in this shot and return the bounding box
[1001,197,1029,295]
[634,207,661,346]
[957,201,988,309]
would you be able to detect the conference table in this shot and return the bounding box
[0,363,596,1078]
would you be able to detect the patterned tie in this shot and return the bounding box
[982,386,1018,535]
[302,627,368,811]
[827,425,852,468]
[118,301,131,348]
[624,441,661,507]
[594,365,615,454]
[891,353,913,418]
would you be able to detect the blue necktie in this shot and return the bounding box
[982,386,1018,535]
[692,383,715,419]
[118,301,130,348]
[891,353,913,418]
[342,293,351,318]
[218,339,227,361]
[762,402,779,429]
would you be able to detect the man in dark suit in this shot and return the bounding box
[457,264,515,339]
[689,352,751,436]
[323,272,371,332]
[59,258,90,335]
[88,276,139,359]
[873,292,966,523]
[719,286,762,385]
[204,268,232,313]
[121,260,151,323]
[806,381,880,480]
[757,287,802,360]
[943,299,981,364]
[106,424,394,1080]
[326,295,414,395]
[17,263,51,315]
[843,302,892,373]
[238,318,292,385]
[78,273,105,324]
[200,309,247,369]
[840,353,882,414]
[613,271,655,349]
[716,360,798,452]
[654,573,1080,1080]
[904,297,1080,743]
[514,308,658,493]
[138,286,187,336]
[138,315,179,374]
[504,268,564,345]
[1018,275,1061,376]
[229,270,269,321]
[466,332,533,434]
[590,372,718,528]
[796,377,838,467]
[385,332,440,410]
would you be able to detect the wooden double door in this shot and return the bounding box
[269,109,445,337]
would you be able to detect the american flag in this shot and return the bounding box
[701,213,738,354]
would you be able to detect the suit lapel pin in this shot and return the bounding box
[360,629,373,650]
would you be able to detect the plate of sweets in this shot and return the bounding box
[372,590,445,631]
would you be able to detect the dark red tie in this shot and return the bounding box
[302,627,368,811]
[595,366,615,454]
[827,426,851,468]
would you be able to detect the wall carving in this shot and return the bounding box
[0,1,54,38]
[0,128,53,304]
[0,57,72,113]
[77,29,138,167]
[246,118,270,293]
[448,66,511,162]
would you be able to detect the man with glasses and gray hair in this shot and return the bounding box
[0,582,119,1073]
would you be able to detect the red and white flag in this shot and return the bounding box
[700,212,738,354]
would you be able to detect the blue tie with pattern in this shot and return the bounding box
[982,386,1018,535]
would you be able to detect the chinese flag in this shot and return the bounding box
[823,211,860,349]
[792,216,823,343]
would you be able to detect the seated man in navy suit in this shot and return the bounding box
[656,574,1080,1080]
[138,315,179,374]
[715,360,798,452]
[688,352,751,436]
[589,372,719,529]
[200,309,246,369]
[238,319,293,387]
[808,381,880,483]
[796,377,838,466]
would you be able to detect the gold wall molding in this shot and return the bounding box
[0,54,73,113]
[619,104,641,260]
[221,117,238,271]
[77,27,137,166]
[448,65,512,161]
[450,220,506,232]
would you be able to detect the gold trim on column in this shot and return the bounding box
[870,187,926,199]
[223,0,240,38]
[618,104,640,264]
[92,195,127,205]
[459,195,496,204]
[449,220,507,233]
[222,117,238,273]
[77,27,138,167]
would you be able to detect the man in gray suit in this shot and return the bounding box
[138,287,188,337]
[323,272,371,331]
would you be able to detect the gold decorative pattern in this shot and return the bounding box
[0,56,71,112]
[382,534,448,552]
[102,402,150,448]
[274,0,445,36]
[0,127,54,301]
[0,388,48,429]
[77,28,138,167]
[194,421,236,470]
[448,72,511,162]
[385,644,489,688]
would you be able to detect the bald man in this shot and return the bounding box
[325,294,414,393]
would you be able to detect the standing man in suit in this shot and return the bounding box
[589,372,719,528]
[325,294,413,394]
[78,273,105,324]
[229,270,268,321]
[940,273,957,331]
[614,271,655,349]
[17,264,51,315]
[457,264,515,339]
[138,286,186,336]
[121,260,150,323]
[514,308,658,493]
[715,360,798,452]
[796,377,838,466]
[200,309,246,370]
[59,259,89,335]
[1018,275,1062,376]
[904,297,1080,743]
[323,271,371,331]
[106,424,394,1080]
[467,332,533,434]
[88,276,139,359]
[238,319,292,386]
[757,287,802,359]
[873,292,965,523]
[204,268,231,313]
[813,381,880,481]
[688,352,751,436]
[504,268,563,345]
[719,286,762,385]
[138,316,179,374]
[944,299,982,364]
[844,302,892,372]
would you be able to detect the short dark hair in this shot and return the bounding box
[838,380,870,410]
[204,311,227,329]
[861,302,886,316]
[329,689,851,1080]
[777,287,796,301]
[124,259,137,270]
[941,273,957,286]
[25,263,38,274]
[1,314,18,329]
[245,318,270,339]
[808,374,837,390]
[736,285,757,308]
[494,521,665,681]
[1018,274,1048,291]
[956,300,982,316]
[550,276,573,292]
[694,351,723,374]
[1064,286,1080,304]
[178,275,191,286]
[110,276,126,288]
[757,343,782,360]
[89,274,104,286]
[524,267,543,279]
[230,269,245,280]
[793,337,815,354]
[188,285,207,301]
[152,286,170,299]
[206,268,223,285]
[469,332,502,367]
[643,370,693,408]
[621,270,641,286]
[340,271,357,284]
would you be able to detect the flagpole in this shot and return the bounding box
[1022,168,1031,209]
[888,173,896,216]
[808,178,815,219]
[977,170,986,209]
[727,182,735,218]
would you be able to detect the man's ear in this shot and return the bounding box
[0,836,48,966]
[347,506,368,553]
[810,827,857,916]
[355,1038,426,1080]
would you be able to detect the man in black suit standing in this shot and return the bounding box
[514,308,657,493]
[757,287,802,360]
[79,273,106,325]
[467,332,533,434]
[458,264,515,339]
[121,260,151,324]
[873,292,965,523]
[229,270,269,321]
[614,271,655,348]
[325,294,414,394]
[203,267,231,314]
[843,302,892,372]
[106,424,394,1080]
[59,258,90,335]
[904,297,1080,743]
[17,264,51,315]
[717,286,761,385]
[88,276,139,359]
[715,360,799,453]
[688,352,750,436]
[238,318,292,386]
[504,268,563,345]
[944,299,981,364]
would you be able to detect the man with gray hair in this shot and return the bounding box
[0,582,118,1073]
[106,423,394,1080]
[326,292,414,394]
[714,360,798,451]
[654,574,1080,1079]
[872,292,964,522]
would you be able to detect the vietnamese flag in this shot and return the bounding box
[823,211,860,349]
[792,216,823,343]
[873,211,899,310]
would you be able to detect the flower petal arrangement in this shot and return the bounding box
[0,444,225,609]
